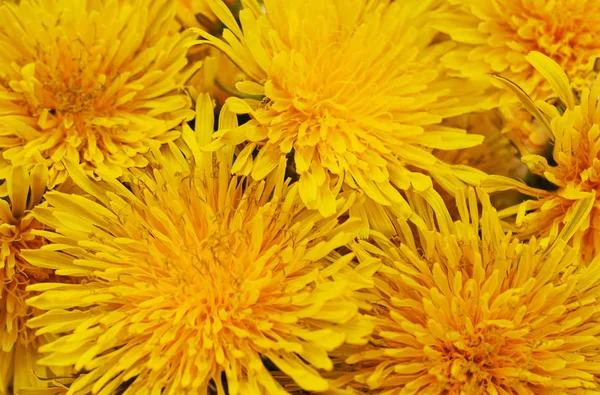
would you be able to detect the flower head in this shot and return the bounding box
[191,0,486,217]
[436,0,600,103]
[23,94,376,395]
[0,0,198,188]
[347,187,600,393]
[483,52,600,264]
[0,165,69,394]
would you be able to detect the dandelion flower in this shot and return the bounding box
[0,165,69,394]
[435,0,600,103]
[483,52,600,264]
[23,94,376,395]
[0,0,198,188]
[347,187,600,393]
[190,0,486,218]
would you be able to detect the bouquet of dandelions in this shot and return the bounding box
[2,0,600,394]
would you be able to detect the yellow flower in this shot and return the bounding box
[0,0,198,188]
[347,187,600,393]
[435,0,600,103]
[483,52,600,264]
[0,165,69,394]
[23,94,376,395]
[190,0,486,218]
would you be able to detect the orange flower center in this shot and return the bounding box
[17,44,118,133]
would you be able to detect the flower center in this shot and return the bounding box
[511,0,600,85]
[432,325,523,391]
[17,44,108,129]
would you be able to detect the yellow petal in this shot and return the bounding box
[526,51,575,109]
[8,166,28,218]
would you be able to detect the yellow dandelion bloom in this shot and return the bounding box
[0,0,198,188]
[483,52,600,264]
[0,165,69,394]
[23,94,376,395]
[435,0,600,102]
[190,0,486,218]
[347,187,600,393]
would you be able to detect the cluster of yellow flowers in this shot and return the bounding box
[1,0,600,394]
